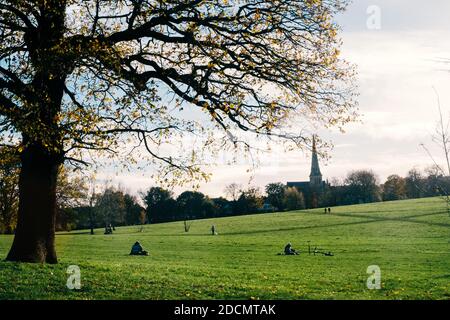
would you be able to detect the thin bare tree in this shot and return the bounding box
[431,87,450,176]
[420,87,450,215]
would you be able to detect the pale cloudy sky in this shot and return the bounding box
[99,1,450,198]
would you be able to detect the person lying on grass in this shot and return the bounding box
[130,241,148,256]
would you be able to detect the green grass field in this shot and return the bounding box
[0,197,449,300]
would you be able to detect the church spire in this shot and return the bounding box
[309,135,322,187]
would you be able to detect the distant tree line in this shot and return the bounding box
[125,166,450,224]
[320,167,450,207]
[68,187,145,232]
[1,151,449,233]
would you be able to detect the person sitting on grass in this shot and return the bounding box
[130,241,148,256]
[284,242,299,255]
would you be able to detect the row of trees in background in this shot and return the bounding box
[143,184,306,224]
[1,159,449,233]
[322,167,450,207]
[61,187,145,233]
[54,165,450,228]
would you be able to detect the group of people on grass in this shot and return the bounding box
[129,240,301,256]
[128,224,330,257]
[129,240,332,257]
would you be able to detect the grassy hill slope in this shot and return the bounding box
[0,197,449,300]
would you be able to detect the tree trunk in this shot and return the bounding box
[6,144,60,264]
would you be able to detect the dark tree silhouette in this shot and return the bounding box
[382,174,406,201]
[344,170,381,204]
[265,182,286,211]
[143,186,176,223]
[0,0,356,262]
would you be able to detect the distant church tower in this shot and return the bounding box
[286,134,327,209]
[309,135,323,188]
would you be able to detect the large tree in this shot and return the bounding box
[344,170,381,204]
[177,190,208,218]
[236,186,263,214]
[124,193,144,226]
[0,0,356,262]
[265,182,286,211]
[405,168,425,199]
[382,174,406,201]
[95,187,127,227]
[142,186,176,223]
[283,186,305,211]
